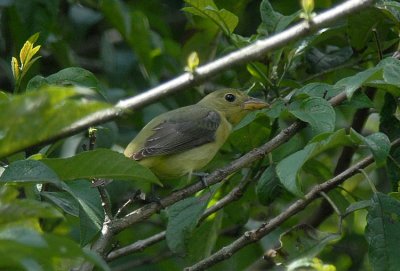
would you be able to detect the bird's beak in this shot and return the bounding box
[242,97,269,110]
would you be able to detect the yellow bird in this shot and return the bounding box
[124,89,268,180]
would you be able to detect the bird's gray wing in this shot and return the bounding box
[133,108,221,160]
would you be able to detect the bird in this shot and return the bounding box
[124,89,269,181]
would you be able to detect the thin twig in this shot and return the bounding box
[87,128,113,221]
[107,231,167,261]
[112,251,174,271]
[359,168,378,193]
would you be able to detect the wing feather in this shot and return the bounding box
[133,109,220,160]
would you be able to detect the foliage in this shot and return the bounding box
[1,0,400,270]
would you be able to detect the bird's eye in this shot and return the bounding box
[224,93,236,102]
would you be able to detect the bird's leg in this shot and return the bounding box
[140,185,164,210]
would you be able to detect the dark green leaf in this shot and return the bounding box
[186,212,222,263]
[27,67,105,97]
[41,191,79,216]
[166,196,209,254]
[41,148,160,185]
[306,46,353,73]
[387,146,400,191]
[289,97,336,134]
[347,8,385,50]
[351,131,391,167]
[376,1,400,23]
[0,227,110,271]
[334,67,382,98]
[366,192,400,271]
[259,0,282,33]
[381,57,400,88]
[295,82,340,100]
[63,180,104,246]
[266,224,340,265]
[0,159,61,185]
[344,200,371,217]
[256,165,282,205]
[0,86,112,159]
[230,114,270,152]
[259,0,297,34]
[276,143,315,196]
[380,93,400,141]
[0,186,63,225]
[183,0,238,35]
[276,129,357,196]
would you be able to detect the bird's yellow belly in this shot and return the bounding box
[140,118,231,179]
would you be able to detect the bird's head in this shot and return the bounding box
[198,89,269,125]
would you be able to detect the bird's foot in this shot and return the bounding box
[192,172,213,195]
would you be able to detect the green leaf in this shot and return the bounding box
[100,1,155,74]
[343,200,371,217]
[381,57,400,88]
[166,196,209,254]
[295,82,340,100]
[351,131,391,167]
[380,93,400,141]
[259,0,297,34]
[183,0,238,35]
[256,165,282,206]
[230,114,270,152]
[334,67,382,98]
[0,159,61,186]
[41,149,160,186]
[289,97,336,134]
[63,180,104,246]
[276,143,315,196]
[376,1,400,23]
[366,192,400,271]
[306,46,353,73]
[0,227,110,271]
[365,58,400,96]
[260,0,282,33]
[268,224,340,265]
[186,212,222,263]
[387,146,400,191]
[347,8,385,50]
[27,67,105,97]
[0,86,112,159]
[41,191,79,217]
[276,129,357,196]
[364,133,391,167]
[0,186,63,226]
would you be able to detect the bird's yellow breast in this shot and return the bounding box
[136,113,232,179]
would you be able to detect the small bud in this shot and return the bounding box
[185,51,200,72]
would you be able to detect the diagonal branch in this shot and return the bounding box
[106,170,256,261]
[184,138,400,271]
[19,0,373,156]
